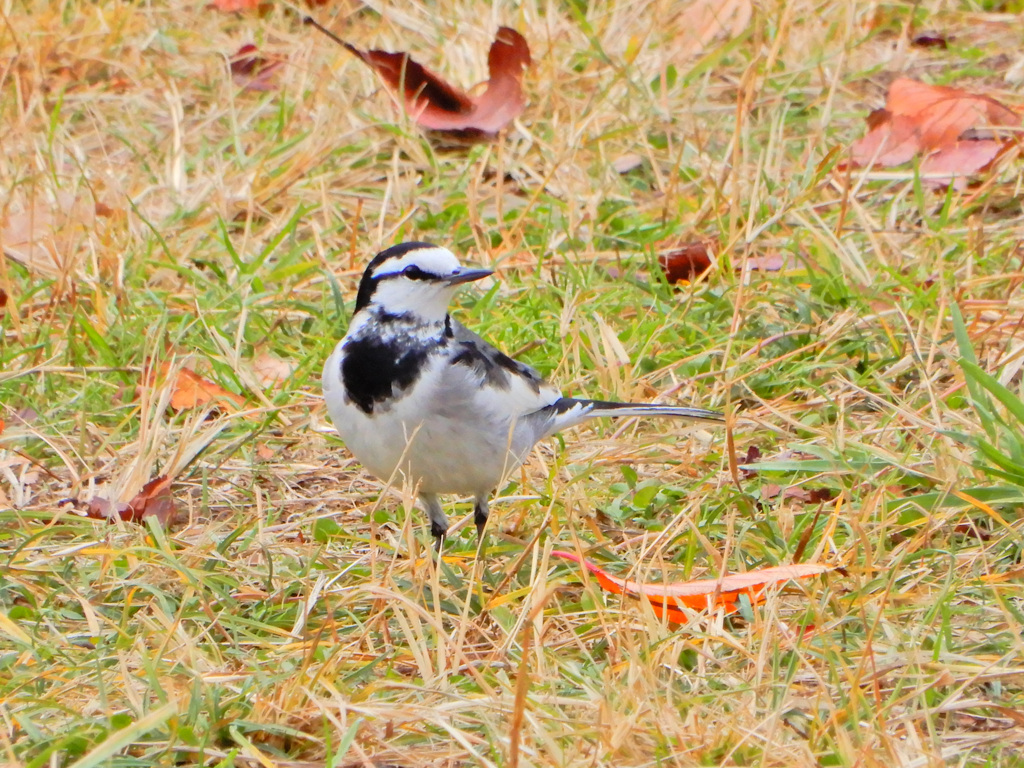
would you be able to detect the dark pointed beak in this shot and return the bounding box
[443,267,494,286]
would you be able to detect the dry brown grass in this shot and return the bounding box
[2,0,1024,766]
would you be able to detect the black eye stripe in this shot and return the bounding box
[373,265,439,281]
[402,265,433,280]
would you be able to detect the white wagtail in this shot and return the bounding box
[323,242,724,545]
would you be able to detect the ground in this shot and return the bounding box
[1,0,1024,766]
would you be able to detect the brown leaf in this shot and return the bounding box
[311,20,530,142]
[657,241,788,284]
[85,476,175,525]
[123,476,175,524]
[851,78,1020,183]
[0,287,7,309]
[739,445,762,478]
[230,44,283,92]
[659,242,712,283]
[553,550,830,622]
[761,484,836,505]
[912,32,949,49]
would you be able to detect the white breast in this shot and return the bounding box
[323,341,554,496]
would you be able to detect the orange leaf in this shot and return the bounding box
[552,550,829,621]
[309,20,530,142]
[159,363,246,412]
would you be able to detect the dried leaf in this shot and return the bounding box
[912,32,949,49]
[123,475,175,524]
[311,20,530,142]
[739,445,762,478]
[1,191,96,277]
[170,367,245,411]
[209,0,269,12]
[659,242,713,283]
[143,361,246,412]
[761,484,836,504]
[253,352,294,389]
[656,241,788,284]
[85,476,175,526]
[611,153,644,174]
[674,0,753,57]
[230,44,283,92]
[851,78,1020,185]
[553,550,830,622]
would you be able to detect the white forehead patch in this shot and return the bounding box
[373,246,462,278]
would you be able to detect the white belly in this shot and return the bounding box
[323,343,529,495]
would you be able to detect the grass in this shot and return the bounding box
[2,0,1024,765]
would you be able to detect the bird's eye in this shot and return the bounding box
[402,265,428,279]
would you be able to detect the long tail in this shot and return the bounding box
[539,397,724,438]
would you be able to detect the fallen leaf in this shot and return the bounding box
[912,32,949,49]
[674,0,753,57]
[553,550,830,622]
[85,475,175,526]
[170,367,245,411]
[253,352,294,389]
[611,153,644,174]
[739,445,762,478]
[308,19,530,142]
[143,361,247,412]
[761,484,836,504]
[209,0,267,11]
[230,44,283,91]
[659,242,713,283]
[657,242,787,284]
[1,191,96,277]
[851,78,1021,187]
[918,139,1006,179]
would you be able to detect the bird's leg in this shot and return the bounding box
[421,493,449,550]
[473,497,490,543]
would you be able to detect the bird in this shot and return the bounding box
[322,241,724,546]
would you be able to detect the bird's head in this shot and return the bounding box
[354,242,493,323]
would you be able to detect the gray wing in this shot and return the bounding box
[448,320,547,394]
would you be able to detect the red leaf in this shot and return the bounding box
[230,44,283,92]
[552,550,830,621]
[209,0,270,12]
[310,20,530,142]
